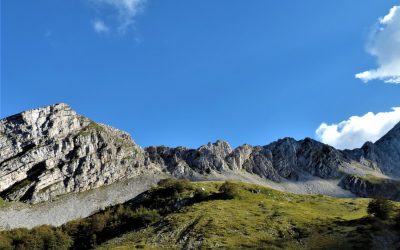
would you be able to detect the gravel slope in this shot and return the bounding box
[0,174,168,229]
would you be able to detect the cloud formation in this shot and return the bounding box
[91,0,146,33]
[93,19,109,33]
[316,107,400,149]
[355,5,400,84]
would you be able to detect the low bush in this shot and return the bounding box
[219,181,241,199]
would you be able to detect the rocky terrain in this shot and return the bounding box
[0,103,161,203]
[0,103,400,228]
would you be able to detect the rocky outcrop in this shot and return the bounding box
[339,175,400,201]
[0,103,158,203]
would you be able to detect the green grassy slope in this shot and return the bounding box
[98,181,400,250]
[1,180,399,250]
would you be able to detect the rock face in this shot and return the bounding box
[350,123,400,177]
[0,103,157,203]
[339,175,400,201]
[146,137,358,183]
[1,103,400,203]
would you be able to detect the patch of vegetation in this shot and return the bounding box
[361,174,400,188]
[0,225,72,250]
[0,197,6,207]
[62,206,160,249]
[78,121,104,137]
[1,180,400,249]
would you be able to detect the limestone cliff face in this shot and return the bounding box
[0,103,157,203]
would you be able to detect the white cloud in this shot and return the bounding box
[91,0,146,33]
[93,19,109,33]
[355,5,400,84]
[316,107,400,149]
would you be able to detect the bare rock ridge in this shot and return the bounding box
[145,138,352,182]
[350,122,400,177]
[1,103,400,204]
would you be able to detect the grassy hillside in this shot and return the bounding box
[1,180,400,250]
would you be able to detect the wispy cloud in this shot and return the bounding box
[93,19,109,33]
[316,107,400,149]
[90,0,146,34]
[355,6,400,84]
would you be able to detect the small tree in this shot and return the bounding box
[367,198,393,220]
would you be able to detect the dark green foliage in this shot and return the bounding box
[219,181,240,199]
[367,198,393,220]
[0,207,160,250]
[135,178,195,213]
[157,178,193,193]
[0,225,72,250]
[63,206,160,249]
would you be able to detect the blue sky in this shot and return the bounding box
[1,0,400,149]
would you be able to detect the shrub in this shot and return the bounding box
[219,181,240,199]
[367,198,393,220]
[157,178,193,193]
[128,207,161,227]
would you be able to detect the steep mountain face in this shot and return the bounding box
[0,103,399,205]
[0,103,158,203]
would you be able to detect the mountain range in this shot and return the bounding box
[1,103,400,229]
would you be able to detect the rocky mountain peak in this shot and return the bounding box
[361,121,400,176]
[199,140,232,158]
[0,103,153,203]
[0,103,89,162]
